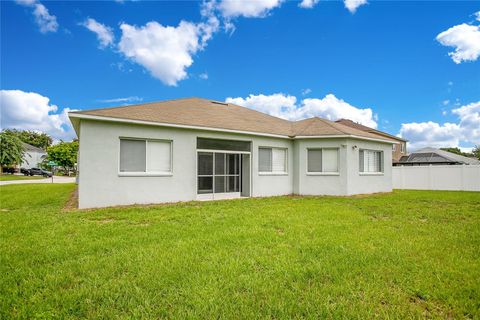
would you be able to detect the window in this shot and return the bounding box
[307,148,339,173]
[392,144,397,151]
[258,147,287,174]
[197,138,251,151]
[401,143,405,153]
[120,138,171,174]
[359,149,383,173]
[197,152,240,194]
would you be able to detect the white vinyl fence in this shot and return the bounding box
[393,165,480,191]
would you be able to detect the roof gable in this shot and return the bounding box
[335,119,407,142]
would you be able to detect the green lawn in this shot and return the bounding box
[1,184,479,319]
[0,174,44,181]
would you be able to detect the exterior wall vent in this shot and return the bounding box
[211,100,228,106]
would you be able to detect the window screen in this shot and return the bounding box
[272,148,286,172]
[120,139,146,172]
[359,149,383,173]
[120,138,171,173]
[307,149,322,172]
[322,149,338,172]
[147,140,171,172]
[259,148,272,172]
[307,148,339,173]
[259,147,287,173]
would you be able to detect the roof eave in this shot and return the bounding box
[68,113,291,139]
[295,135,396,144]
[69,113,396,144]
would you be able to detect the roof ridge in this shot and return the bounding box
[71,97,204,115]
[291,118,318,136]
[316,117,346,134]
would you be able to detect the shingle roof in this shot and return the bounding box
[408,147,480,165]
[70,97,396,142]
[335,119,407,142]
[22,142,46,153]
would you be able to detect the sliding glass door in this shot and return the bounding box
[197,152,241,199]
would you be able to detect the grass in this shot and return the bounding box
[0,174,44,181]
[0,184,479,319]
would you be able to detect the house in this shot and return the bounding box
[69,98,396,209]
[20,142,47,169]
[394,147,480,166]
[335,119,407,162]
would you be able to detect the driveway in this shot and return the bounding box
[0,176,76,186]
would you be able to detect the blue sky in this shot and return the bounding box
[1,0,479,150]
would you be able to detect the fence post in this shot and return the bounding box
[428,165,432,190]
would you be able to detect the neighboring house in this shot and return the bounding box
[20,142,47,169]
[335,119,407,162]
[69,98,396,209]
[394,147,480,166]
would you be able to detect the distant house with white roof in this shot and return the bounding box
[21,142,47,169]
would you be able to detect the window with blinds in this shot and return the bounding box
[120,138,172,174]
[258,147,287,173]
[359,149,383,173]
[307,148,339,173]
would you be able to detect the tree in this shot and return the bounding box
[0,131,25,173]
[3,129,52,149]
[46,141,78,174]
[440,147,473,157]
[473,145,480,160]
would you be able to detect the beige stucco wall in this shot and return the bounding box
[78,119,392,208]
[293,138,349,195]
[345,138,393,195]
[78,120,294,208]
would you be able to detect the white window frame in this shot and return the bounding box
[258,147,288,176]
[400,143,405,153]
[306,148,340,176]
[118,137,173,177]
[392,144,396,152]
[359,149,384,176]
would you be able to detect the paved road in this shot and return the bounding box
[0,176,76,186]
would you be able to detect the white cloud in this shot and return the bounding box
[399,122,461,150]
[344,0,367,13]
[226,93,377,128]
[299,0,319,9]
[199,73,209,80]
[226,93,298,119]
[82,18,114,48]
[452,101,480,144]
[399,101,480,149]
[442,99,450,106]
[436,23,480,64]
[15,0,58,33]
[475,11,480,22]
[98,96,143,103]
[118,20,215,86]
[217,0,283,18]
[0,90,77,141]
[298,95,377,128]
